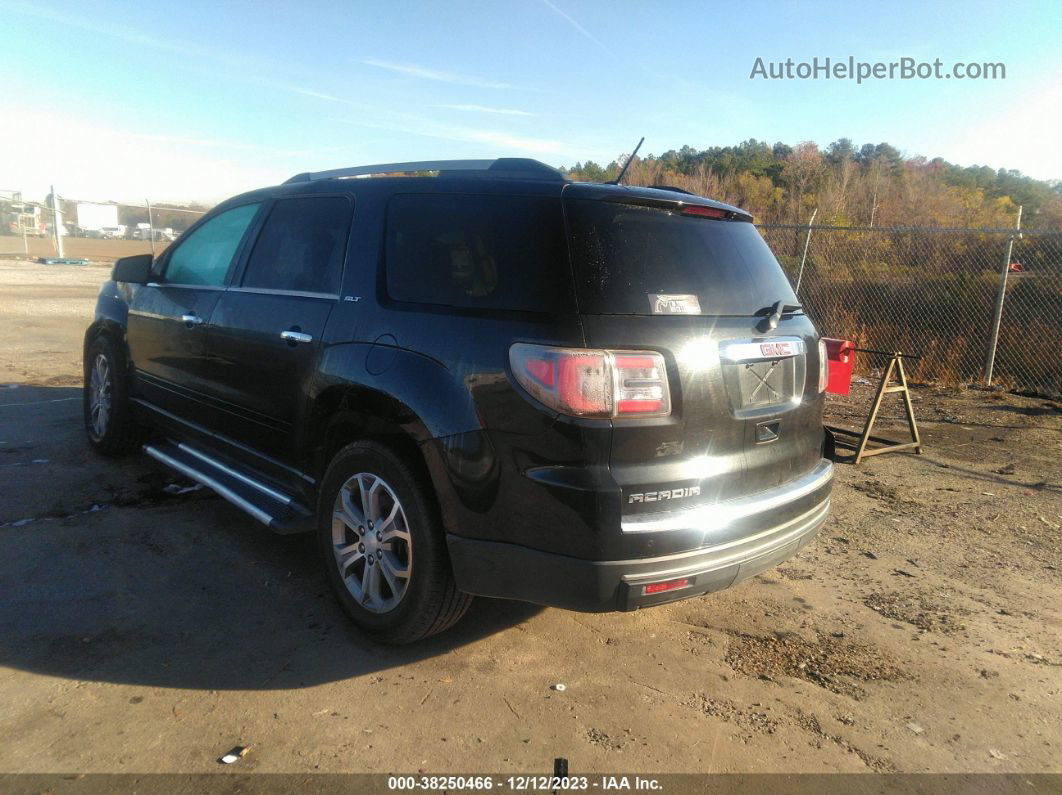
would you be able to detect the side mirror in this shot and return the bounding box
[112,254,153,284]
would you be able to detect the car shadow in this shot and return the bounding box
[915,458,1060,494]
[0,384,543,691]
[988,401,1062,419]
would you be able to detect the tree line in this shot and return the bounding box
[562,139,1062,230]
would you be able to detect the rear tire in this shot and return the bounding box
[317,440,472,644]
[84,334,143,456]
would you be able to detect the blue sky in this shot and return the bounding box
[2,0,1059,202]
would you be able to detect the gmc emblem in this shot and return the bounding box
[760,341,795,358]
[628,486,701,504]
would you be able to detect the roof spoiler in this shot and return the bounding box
[283,158,566,184]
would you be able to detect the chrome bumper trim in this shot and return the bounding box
[621,458,833,534]
[619,497,828,583]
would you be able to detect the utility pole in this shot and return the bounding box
[50,185,64,258]
[984,205,1022,385]
[146,199,155,257]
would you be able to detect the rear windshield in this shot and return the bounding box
[385,193,575,313]
[565,199,797,316]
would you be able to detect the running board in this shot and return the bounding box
[143,441,315,534]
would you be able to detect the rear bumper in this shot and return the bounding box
[620,458,833,534]
[447,483,830,612]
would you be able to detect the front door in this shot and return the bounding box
[207,195,354,464]
[127,202,262,419]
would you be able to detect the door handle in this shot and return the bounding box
[280,330,313,345]
[181,313,204,327]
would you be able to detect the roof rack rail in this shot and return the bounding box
[283,158,564,184]
[648,184,695,195]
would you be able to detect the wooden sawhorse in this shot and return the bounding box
[826,349,924,465]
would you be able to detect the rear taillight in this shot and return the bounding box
[817,338,828,392]
[509,344,671,418]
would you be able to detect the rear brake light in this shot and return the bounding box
[510,344,671,418]
[643,577,690,595]
[681,204,726,219]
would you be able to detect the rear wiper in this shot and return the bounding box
[760,300,803,331]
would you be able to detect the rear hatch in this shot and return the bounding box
[563,184,825,524]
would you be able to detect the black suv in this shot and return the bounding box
[84,158,832,643]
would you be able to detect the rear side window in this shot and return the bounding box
[385,194,574,313]
[566,199,797,316]
[165,203,260,286]
[241,196,352,294]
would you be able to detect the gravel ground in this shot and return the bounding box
[1,259,1059,774]
[0,237,165,263]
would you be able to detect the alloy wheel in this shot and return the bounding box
[331,472,412,613]
[88,353,111,440]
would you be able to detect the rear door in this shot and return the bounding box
[127,202,262,418]
[206,194,353,462]
[563,192,824,518]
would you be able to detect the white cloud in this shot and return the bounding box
[432,104,536,117]
[939,76,1062,181]
[332,113,565,156]
[2,104,575,204]
[469,130,564,154]
[2,110,296,203]
[537,0,614,56]
[122,132,309,157]
[2,1,358,108]
[0,1,193,57]
[288,87,358,105]
[361,58,515,89]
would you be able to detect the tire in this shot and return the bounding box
[84,334,143,456]
[318,440,472,644]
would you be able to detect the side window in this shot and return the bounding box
[241,196,352,294]
[164,203,260,286]
[385,194,573,313]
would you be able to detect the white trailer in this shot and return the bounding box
[76,203,119,234]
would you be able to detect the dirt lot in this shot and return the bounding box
[0,235,167,263]
[1,259,1059,774]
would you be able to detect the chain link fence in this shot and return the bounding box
[0,189,206,259]
[759,223,1062,398]
[3,189,1060,396]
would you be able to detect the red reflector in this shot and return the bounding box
[681,205,725,219]
[643,577,690,595]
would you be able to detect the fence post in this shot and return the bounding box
[983,205,1023,385]
[146,199,155,257]
[50,185,64,258]
[794,207,817,296]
